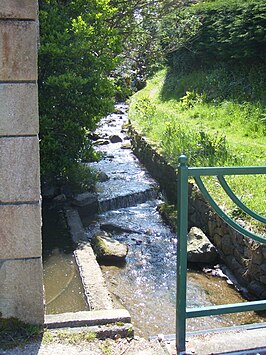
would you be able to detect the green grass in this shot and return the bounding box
[0,317,97,350]
[129,67,266,224]
[0,318,43,350]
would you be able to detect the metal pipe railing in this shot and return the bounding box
[176,155,266,354]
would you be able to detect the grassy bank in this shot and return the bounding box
[128,66,266,224]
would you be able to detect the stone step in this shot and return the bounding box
[45,309,131,329]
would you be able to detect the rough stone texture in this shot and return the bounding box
[129,126,177,203]
[0,136,40,202]
[0,203,41,259]
[0,21,37,81]
[129,125,266,299]
[74,242,114,310]
[91,231,129,262]
[0,258,44,324]
[72,192,98,207]
[109,134,123,143]
[45,309,131,328]
[65,207,87,243]
[0,2,43,325]
[0,84,38,135]
[0,0,37,19]
[187,227,218,263]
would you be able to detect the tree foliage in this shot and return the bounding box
[109,0,196,82]
[38,0,201,190]
[167,0,266,72]
[39,0,121,188]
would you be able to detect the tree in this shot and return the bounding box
[109,0,197,83]
[39,0,121,190]
[38,0,198,192]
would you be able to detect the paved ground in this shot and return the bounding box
[163,323,266,354]
[1,324,266,355]
[0,336,167,355]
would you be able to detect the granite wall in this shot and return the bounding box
[0,0,44,324]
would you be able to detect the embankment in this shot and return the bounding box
[129,125,266,299]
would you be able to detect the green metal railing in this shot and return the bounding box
[176,155,266,354]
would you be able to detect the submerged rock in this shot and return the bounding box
[121,142,131,149]
[100,223,141,235]
[94,139,110,146]
[97,171,109,182]
[109,134,123,143]
[91,231,128,262]
[187,227,218,263]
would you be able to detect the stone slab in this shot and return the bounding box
[74,242,114,311]
[0,21,37,81]
[65,207,114,310]
[45,309,131,328]
[0,0,37,20]
[48,323,134,341]
[0,203,41,259]
[162,324,266,354]
[0,83,38,135]
[0,257,44,324]
[0,136,40,203]
[64,208,87,243]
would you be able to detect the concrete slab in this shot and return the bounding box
[161,324,266,355]
[46,323,134,340]
[45,309,133,340]
[65,207,114,310]
[45,309,131,328]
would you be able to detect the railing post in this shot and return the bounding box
[176,155,189,354]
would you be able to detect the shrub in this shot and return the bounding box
[39,0,121,189]
[167,0,266,71]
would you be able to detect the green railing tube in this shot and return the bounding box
[189,166,266,177]
[176,155,189,353]
[175,156,266,353]
[194,176,266,244]
[186,300,266,318]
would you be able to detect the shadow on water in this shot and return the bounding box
[42,202,88,314]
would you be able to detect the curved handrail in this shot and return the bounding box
[176,155,266,354]
[194,176,266,245]
[217,175,266,224]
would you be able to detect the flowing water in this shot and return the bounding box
[83,103,265,337]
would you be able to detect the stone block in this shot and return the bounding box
[0,258,44,324]
[0,1,37,20]
[0,21,37,81]
[0,203,41,259]
[0,84,38,135]
[0,136,40,203]
[221,234,233,255]
[213,233,222,249]
[243,246,252,259]
[259,275,266,285]
[251,248,264,265]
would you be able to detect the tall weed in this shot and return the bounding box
[129,68,266,218]
[160,121,237,167]
[133,98,156,134]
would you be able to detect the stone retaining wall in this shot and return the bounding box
[129,126,266,299]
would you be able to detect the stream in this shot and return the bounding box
[42,202,89,314]
[42,103,264,335]
[82,103,265,338]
